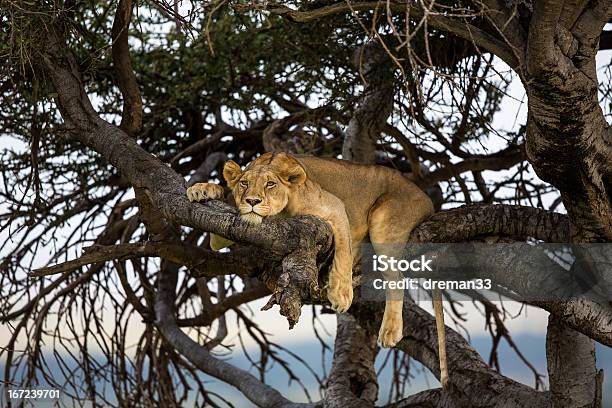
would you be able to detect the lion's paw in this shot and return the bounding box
[327,279,353,314]
[378,313,403,348]
[186,183,224,202]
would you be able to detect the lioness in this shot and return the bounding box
[187,153,447,385]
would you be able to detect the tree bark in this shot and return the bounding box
[524,1,612,241]
[546,316,601,408]
[111,0,142,137]
[342,41,394,164]
[324,315,378,408]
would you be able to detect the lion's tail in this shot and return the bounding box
[432,288,449,389]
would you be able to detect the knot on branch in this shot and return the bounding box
[261,248,325,328]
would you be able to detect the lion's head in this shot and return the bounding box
[223,152,307,224]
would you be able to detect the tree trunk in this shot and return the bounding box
[324,314,378,408]
[524,3,612,241]
[342,41,394,164]
[546,315,601,407]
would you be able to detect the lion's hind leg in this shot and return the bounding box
[368,193,432,348]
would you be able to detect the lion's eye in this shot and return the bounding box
[240,180,248,187]
[266,181,276,188]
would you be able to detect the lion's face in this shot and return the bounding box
[223,153,307,224]
[229,169,290,224]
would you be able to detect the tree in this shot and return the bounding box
[0,0,610,407]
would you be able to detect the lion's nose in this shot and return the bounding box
[246,198,262,206]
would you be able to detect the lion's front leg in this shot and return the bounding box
[294,191,354,312]
[326,221,354,313]
[316,198,354,313]
[186,183,233,250]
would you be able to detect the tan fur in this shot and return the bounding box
[187,153,436,349]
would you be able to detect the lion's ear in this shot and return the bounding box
[286,165,306,186]
[223,160,242,188]
[277,154,306,186]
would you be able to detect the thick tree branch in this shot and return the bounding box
[559,0,590,29]
[522,0,612,241]
[324,314,378,408]
[409,205,612,346]
[572,0,612,55]
[408,243,612,346]
[546,316,601,407]
[532,298,612,348]
[111,0,142,136]
[410,204,570,243]
[384,388,442,407]
[342,41,394,164]
[526,0,564,74]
